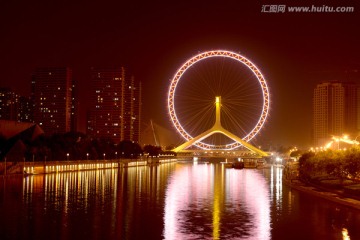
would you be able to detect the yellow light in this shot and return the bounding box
[342,228,350,240]
[215,96,220,103]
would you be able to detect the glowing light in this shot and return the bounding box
[324,134,360,149]
[342,228,350,240]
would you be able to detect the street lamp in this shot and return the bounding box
[103,153,106,161]
[66,153,69,161]
[115,152,118,160]
[86,153,89,160]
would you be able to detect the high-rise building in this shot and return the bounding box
[313,82,358,146]
[32,67,74,134]
[0,88,33,122]
[87,67,141,143]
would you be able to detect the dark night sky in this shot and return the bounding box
[1,0,360,148]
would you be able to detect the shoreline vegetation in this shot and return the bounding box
[283,178,360,211]
[284,147,360,210]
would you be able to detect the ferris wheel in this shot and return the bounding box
[167,50,270,151]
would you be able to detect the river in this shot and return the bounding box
[1,159,360,239]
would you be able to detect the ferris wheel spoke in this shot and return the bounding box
[221,106,255,136]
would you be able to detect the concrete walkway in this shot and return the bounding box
[284,179,360,210]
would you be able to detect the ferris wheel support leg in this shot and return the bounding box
[173,126,268,157]
[218,128,268,157]
[172,128,215,152]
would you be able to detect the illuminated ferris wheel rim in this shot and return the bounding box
[167,50,270,150]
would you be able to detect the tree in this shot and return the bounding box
[117,140,143,158]
[290,150,303,159]
[298,151,315,181]
[298,148,360,184]
[143,145,162,157]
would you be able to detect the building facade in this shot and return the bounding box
[313,82,358,146]
[31,67,75,134]
[87,67,141,143]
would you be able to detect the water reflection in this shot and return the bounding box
[269,166,283,212]
[164,163,270,239]
[1,162,360,239]
[12,164,177,240]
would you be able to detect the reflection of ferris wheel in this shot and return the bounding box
[168,50,270,151]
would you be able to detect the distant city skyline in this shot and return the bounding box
[1,66,142,144]
[1,1,360,148]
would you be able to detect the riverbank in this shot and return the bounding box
[284,178,360,210]
[0,157,183,176]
